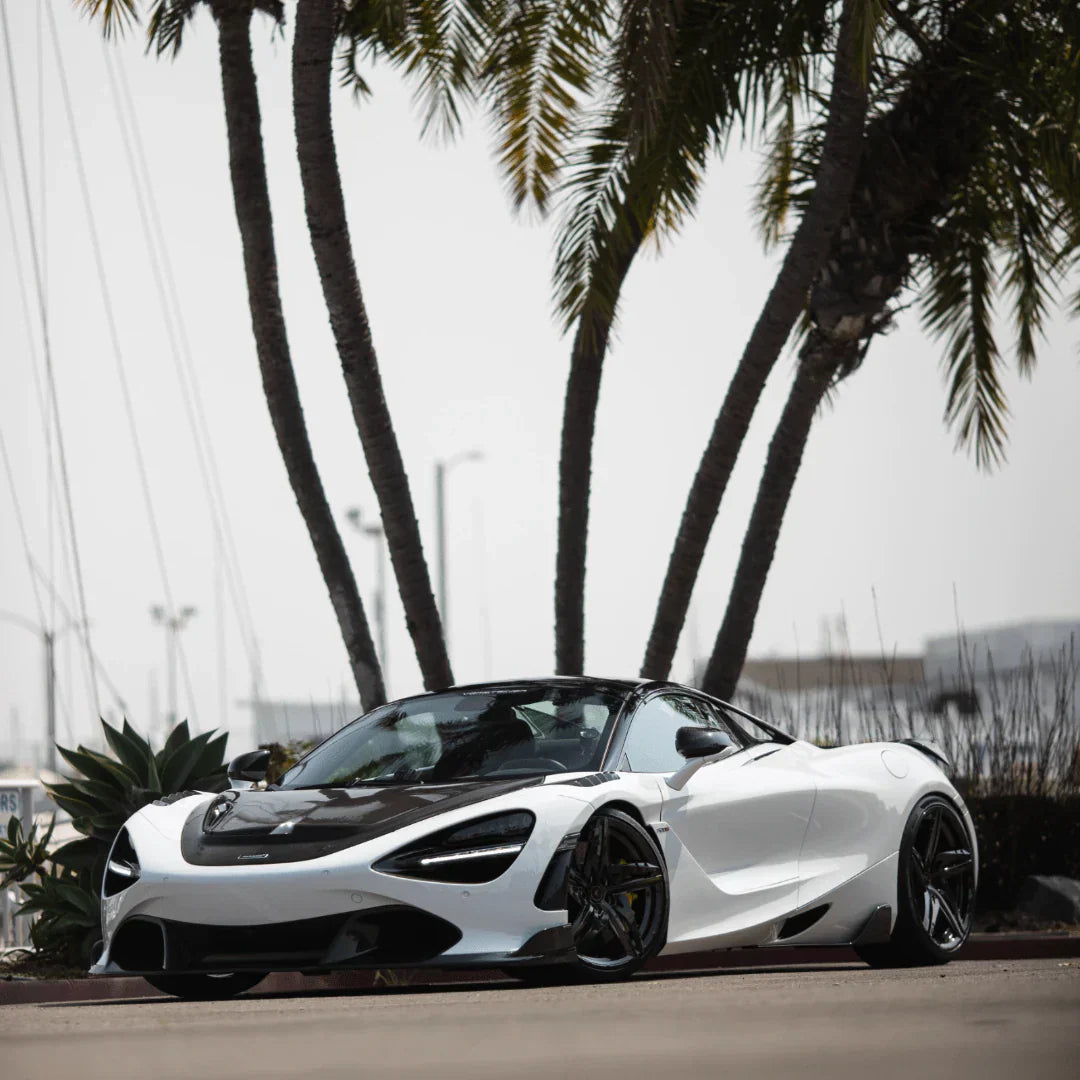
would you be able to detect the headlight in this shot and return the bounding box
[103,828,140,897]
[373,810,535,884]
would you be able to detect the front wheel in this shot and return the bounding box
[143,971,266,1000]
[856,795,976,968]
[507,807,668,985]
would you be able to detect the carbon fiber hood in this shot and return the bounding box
[179,779,540,866]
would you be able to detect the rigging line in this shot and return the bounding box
[1,145,98,718]
[0,144,52,485]
[175,635,201,732]
[0,425,47,630]
[44,2,179,625]
[110,49,265,689]
[35,0,55,640]
[103,51,260,687]
[1,0,100,715]
[29,555,130,716]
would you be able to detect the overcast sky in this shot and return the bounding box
[2,1,1078,760]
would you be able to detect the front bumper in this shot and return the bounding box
[92,791,588,976]
[93,908,575,975]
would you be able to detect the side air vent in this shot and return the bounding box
[778,904,830,940]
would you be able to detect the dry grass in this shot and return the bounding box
[736,636,1080,798]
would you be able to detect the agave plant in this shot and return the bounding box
[0,814,56,889]
[17,867,104,967]
[4,718,230,965]
[45,718,229,876]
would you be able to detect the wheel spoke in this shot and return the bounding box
[596,901,640,958]
[566,867,588,897]
[923,805,943,864]
[605,861,662,894]
[571,899,595,935]
[934,849,973,878]
[923,889,940,936]
[928,885,966,941]
[585,818,607,880]
[607,874,663,895]
[910,848,927,886]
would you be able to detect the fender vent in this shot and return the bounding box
[778,904,830,940]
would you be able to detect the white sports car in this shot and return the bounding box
[92,677,978,998]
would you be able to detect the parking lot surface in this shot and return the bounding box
[2,958,1077,1079]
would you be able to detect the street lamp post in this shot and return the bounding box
[434,450,483,660]
[0,610,69,772]
[150,605,196,735]
[345,507,387,677]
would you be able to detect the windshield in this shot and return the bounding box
[277,684,628,788]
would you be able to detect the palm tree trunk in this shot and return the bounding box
[292,0,453,691]
[700,6,1005,699]
[640,0,868,680]
[213,5,384,709]
[700,335,851,699]
[555,219,642,674]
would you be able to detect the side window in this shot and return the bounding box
[621,694,712,774]
[700,700,751,743]
[705,701,777,744]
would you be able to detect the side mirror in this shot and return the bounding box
[676,726,734,759]
[227,749,271,786]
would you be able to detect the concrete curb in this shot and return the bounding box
[3,932,1077,1006]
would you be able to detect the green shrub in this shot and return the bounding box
[966,795,1080,911]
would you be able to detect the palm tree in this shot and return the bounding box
[537,0,877,675]
[79,0,386,708]
[292,0,457,692]
[700,0,1080,699]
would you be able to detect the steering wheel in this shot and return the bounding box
[481,757,568,775]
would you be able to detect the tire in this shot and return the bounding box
[504,807,668,985]
[856,794,976,968]
[143,971,266,1000]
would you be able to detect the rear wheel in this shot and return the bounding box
[857,795,976,968]
[143,971,266,1000]
[506,808,668,985]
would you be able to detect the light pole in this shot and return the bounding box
[434,450,483,659]
[0,609,72,772]
[150,605,196,734]
[345,507,387,677]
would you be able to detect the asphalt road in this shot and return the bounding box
[2,959,1077,1080]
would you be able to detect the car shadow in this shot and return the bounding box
[40,960,870,1008]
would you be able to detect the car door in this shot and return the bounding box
[620,693,817,944]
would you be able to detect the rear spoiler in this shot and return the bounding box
[899,738,952,775]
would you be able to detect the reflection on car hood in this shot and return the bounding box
[179,778,541,866]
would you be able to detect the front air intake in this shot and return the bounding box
[110,917,165,971]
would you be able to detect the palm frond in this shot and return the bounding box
[337,0,490,140]
[73,0,139,39]
[551,109,634,336]
[846,0,886,85]
[145,0,199,58]
[481,0,613,212]
[553,0,833,336]
[922,212,1008,470]
[614,0,683,152]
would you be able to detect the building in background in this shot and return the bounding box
[701,617,1079,746]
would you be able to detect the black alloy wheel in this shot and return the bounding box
[143,971,266,1000]
[857,795,976,968]
[508,807,668,984]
